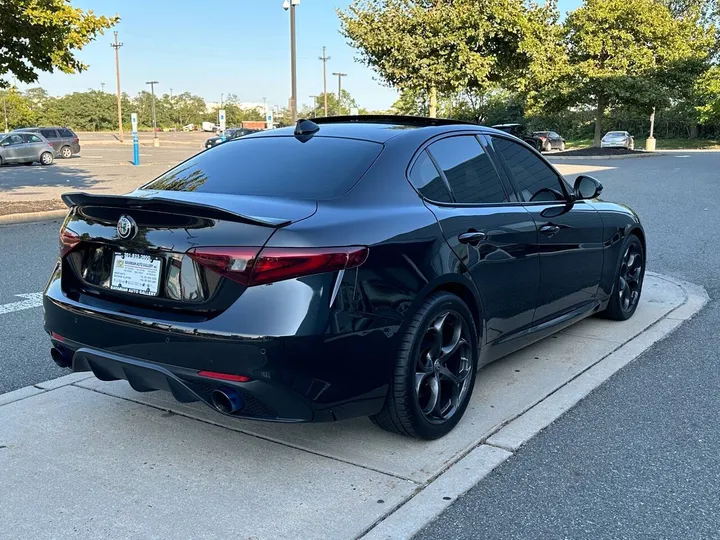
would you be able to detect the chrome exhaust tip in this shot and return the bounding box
[210,387,244,414]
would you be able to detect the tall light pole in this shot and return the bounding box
[319,46,331,116]
[283,0,300,122]
[111,32,124,142]
[332,72,347,115]
[101,82,106,93]
[146,81,159,145]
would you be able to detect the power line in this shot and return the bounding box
[319,46,331,116]
[111,32,124,142]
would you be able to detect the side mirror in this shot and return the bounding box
[574,175,603,200]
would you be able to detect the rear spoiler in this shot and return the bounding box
[61,192,292,227]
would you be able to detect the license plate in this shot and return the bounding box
[110,252,162,296]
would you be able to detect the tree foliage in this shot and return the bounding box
[338,0,553,113]
[0,0,119,88]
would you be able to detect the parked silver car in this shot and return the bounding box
[14,126,81,158]
[0,132,55,166]
[601,131,635,150]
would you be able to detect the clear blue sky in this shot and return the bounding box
[21,0,582,111]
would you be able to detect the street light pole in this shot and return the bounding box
[283,0,299,122]
[146,81,159,145]
[332,72,347,115]
[101,82,105,93]
[111,32,124,142]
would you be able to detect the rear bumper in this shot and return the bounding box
[43,267,394,423]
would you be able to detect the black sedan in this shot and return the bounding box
[533,130,566,152]
[44,116,645,440]
[204,127,258,149]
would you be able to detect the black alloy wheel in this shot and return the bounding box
[371,292,478,439]
[603,234,644,320]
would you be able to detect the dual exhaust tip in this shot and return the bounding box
[210,387,244,414]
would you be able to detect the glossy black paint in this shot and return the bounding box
[44,119,645,424]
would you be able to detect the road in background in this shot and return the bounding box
[416,151,720,539]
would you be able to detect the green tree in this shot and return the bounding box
[695,65,720,124]
[339,0,551,117]
[543,0,715,145]
[0,88,36,128]
[0,0,118,88]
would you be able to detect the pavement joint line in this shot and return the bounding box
[68,381,423,484]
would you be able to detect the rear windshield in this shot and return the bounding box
[144,136,383,199]
[606,131,626,136]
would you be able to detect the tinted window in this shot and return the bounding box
[58,129,74,137]
[41,129,58,139]
[3,134,24,145]
[409,151,451,203]
[492,136,566,202]
[145,136,382,199]
[428,136,508,204]
[24,134,43,143]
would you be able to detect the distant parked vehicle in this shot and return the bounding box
[491,124,543,151]
[205,127,260,149]
[182,124,195,132]
[0,132,54,166]
[601,131,635,150]
[14,126,80,158]
[533,130,565,152]
[201,121,218,132]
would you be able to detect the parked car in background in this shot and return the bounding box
[533,130,565,152]
[205,127,260,149]
[201,121,218,132]
[14,126,80,158]
[491,123,543,151]
[0,132,54,165]
[45,116,646,440]
[601,131,635,150]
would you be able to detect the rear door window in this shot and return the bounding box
[427,135,508,204]
[145,136,383,200]
[40,129,58,139]
[58,129,74,137]
[408,151,452,203]
[23,134,43,143]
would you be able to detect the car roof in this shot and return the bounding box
[492,123,522,128]
[248,116,485,144]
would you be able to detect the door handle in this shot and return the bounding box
[458,231,487,245]
[539,224,561,236]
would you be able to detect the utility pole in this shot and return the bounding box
[309,95,318,117]
[319,46,331,116]
[283,0,299,122]
[101,82,105,93]
[332,72,347,115]
[146,81,160,146]
[111,32,124,142]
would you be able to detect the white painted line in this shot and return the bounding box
[0,293,43,315]
[82,155,104,159]
[359,445,511,540]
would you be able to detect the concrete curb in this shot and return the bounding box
[548,152,660,161]
[0,209,67,226]
[358,272,708,540]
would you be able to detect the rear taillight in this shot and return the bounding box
[59,228,80,257]
[187,246,369,286]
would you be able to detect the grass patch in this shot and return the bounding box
[566,138,720,150]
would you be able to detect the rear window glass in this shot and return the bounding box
[41,129,58,139]
[58,129,74,137]
[144,136,383,199]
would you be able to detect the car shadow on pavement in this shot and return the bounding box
[0,163,98,192]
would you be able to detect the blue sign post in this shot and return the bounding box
[131,113,139,166]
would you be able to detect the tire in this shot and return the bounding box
[370,292,479,440]
[559,141,565,151]
[544,141,552,152]
[601,234,645,321]
[40,152,54,165]
[628,140,635,151]
[60,146,73,158]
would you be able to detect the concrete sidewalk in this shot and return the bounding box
[0,273,706,540]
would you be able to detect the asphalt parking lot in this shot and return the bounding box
[1,150,719,538]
